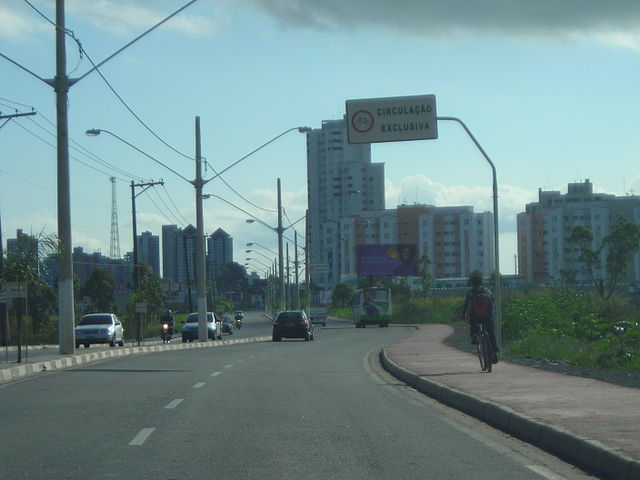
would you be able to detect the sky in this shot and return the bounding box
[1,0,640,276]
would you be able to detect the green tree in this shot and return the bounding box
[28,281,57,337]
[333,282,354,308]
[135,264,165,319]
[81,267,115,312]
[214,297,234,315]
[4,232,58,358]
[217,262,246,293]
[418,254,433,297]
[569,217,640,299]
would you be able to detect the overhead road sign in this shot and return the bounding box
[309,264,330,274]
[346,94,438,144]
[5,282,28,299]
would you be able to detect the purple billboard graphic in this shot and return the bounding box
[357,244,419,276]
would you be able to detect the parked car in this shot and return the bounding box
[75,313,124,348]
[272,310,314,342]
[221,316,234,334]
[181,312,222,342]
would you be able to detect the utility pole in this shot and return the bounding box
[2,0,198,355]
[0,111,36,123]
[131,180,163,345]
[277,178,285,311]
[286,243,290,309]
[53,0,76,355]
[294,231,300,309]
[194,116,208,341]
[0,210,6,351]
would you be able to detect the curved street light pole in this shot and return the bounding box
[246,242,278,256]
[437,116,501,350]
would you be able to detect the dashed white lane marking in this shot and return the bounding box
[129,428,155,446]
[165,399,183,409]
[526,465,567,480]
[224,364,233,369]
[210,371,221,377]
[193,382,205,388]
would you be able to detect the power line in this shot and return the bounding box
[149,186,189,227]
[159,184,191,225]
[22,0,198,161]
[9,119,123,179]
[25,112,148,181]
[0,168,108,209]
[19,115,142,181]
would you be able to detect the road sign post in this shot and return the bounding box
[345,95,501,350]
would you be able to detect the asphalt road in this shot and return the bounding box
[0,311,258,364]
[0,312,596,479]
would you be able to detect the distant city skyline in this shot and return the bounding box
[2,1,639,275]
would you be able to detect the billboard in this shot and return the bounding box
[357,244,419,276]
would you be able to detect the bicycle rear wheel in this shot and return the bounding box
[477,333,487,371]
[481,333,493,373]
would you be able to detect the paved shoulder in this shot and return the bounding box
[381,324,640,480]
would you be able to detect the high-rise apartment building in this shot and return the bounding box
[136,231,160,276]
[306,118,385,287]
[207,228,233,280]
[162,225,179,282]
[340,204,494,281]
[517,179,640,284]
[162,224,198,284]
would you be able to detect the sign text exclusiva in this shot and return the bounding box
[377,103,433,133]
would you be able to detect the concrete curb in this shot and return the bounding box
[0,335,271,386]
[379,346,640,480]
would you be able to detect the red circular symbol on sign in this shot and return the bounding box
[351,110,374,133]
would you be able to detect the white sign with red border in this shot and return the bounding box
[346,94,438,144]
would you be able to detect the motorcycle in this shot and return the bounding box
[161,322,173,343]
[235,318,242,329]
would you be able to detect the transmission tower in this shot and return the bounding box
[110,177,121,259]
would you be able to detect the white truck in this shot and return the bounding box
[309,306,328,327]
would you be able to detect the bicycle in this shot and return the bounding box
[473,321,494,373]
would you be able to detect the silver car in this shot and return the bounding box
[75,313,125,348]
[181,312,222,342]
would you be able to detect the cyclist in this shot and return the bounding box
[461,271,499,364]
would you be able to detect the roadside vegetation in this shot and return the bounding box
[332,287,640,372]
[329,252,640,373]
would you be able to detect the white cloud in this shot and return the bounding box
[0,2,50,43]
[386,174,537,234]
[66,0,221,37]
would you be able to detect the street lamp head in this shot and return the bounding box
[246,219,256,224]
[246,242,254,246]
[85,129,101,136]
[298,127,312,133]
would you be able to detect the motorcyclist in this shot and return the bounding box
[160,309,175,342]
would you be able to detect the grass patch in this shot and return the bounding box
[506,334,600,367]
